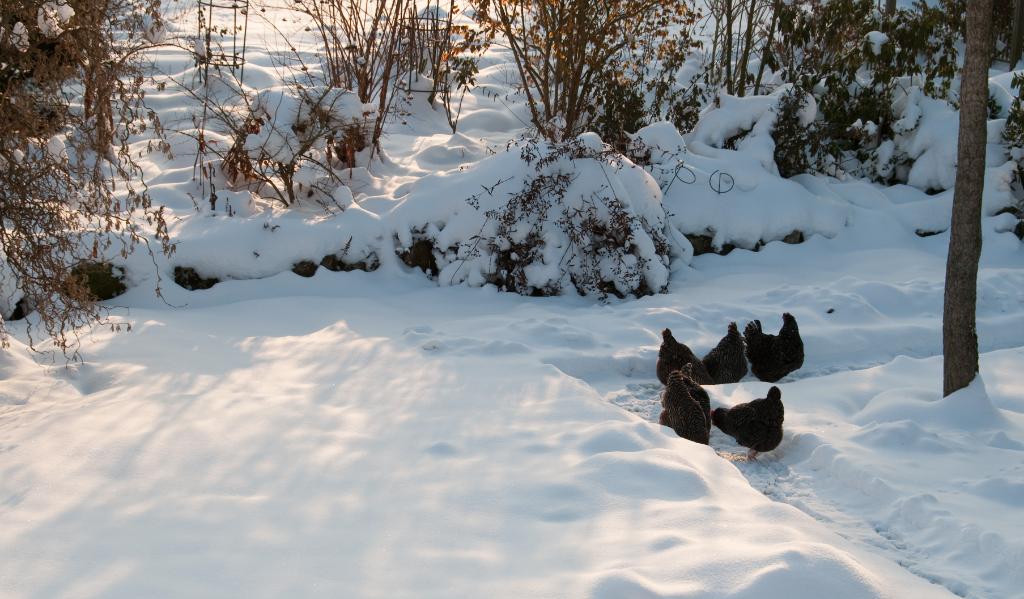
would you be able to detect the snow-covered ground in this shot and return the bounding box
[2,237,1022,598]
[2,2,1024,598]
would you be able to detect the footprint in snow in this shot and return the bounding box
[404,325,529,356]
[607,382,662,421]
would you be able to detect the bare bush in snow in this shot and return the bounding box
[218,82,376,209]
[0,0,172,354]
[294,0,408,151]
[473,0,699,142]
[404,0,489,133]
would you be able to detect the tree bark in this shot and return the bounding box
[1011,0,1024,68]
[885,0,896,16]
[754,0,781,95]
[942,0,992,397]
[724,0,734,95]
[735,0,758,97]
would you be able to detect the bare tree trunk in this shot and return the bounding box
[943,0,992,397]
[710,14,721,87]
[724,0,734,95]
[885,0,896,16]
[754,0,780,95]
[1011,0,1024,68]
[735,0,758,97]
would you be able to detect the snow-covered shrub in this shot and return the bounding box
[593,9,703,151]
[223,85,374,208]
[632,120,848,253]
[768,0,963,181]
[391,134,672,298]
[1004,74,1024,153]
[0,252,25,322]
[688,85,818,177]
[771,86,825,178]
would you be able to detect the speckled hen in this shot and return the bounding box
[657,328,712,385]
[712,386,785,459]
[702,322,748,384]
[743,313,804,383]
[659,365,711,444]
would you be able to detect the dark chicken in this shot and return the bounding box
[659,365,711,444]
[743,313,804,383]
[711,386,785,459]
[702,322,748,384]
[657,328,713,385]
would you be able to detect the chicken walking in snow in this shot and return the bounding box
[744,313,804,382]
[712,386,785,459]
[659,364,711,444]
[702,322,748,384]
[657,328,713,385]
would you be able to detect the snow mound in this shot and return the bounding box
[633,121,849,251]
[0,251,24,320]
[854,377,1009,431]
[389,134,673,297]
[161,206,383,283]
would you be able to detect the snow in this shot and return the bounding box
[246,85,372,167]
[2,2,1024,598]
[634,120,849,251]
[866,31,889,56]
[36,1,74,38]
[0,252,22,320]
[163,207,383,281]
[0,266,1007,599]
[9,22,29,52]
[45,135,66,161]
[688,92,781,155]
[719,363,1024,599]
[896,90,962,191]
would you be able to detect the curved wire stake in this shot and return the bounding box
[709,170,735,195]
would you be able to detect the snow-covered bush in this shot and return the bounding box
[391,134,672,298]
[1003,74,1024,162]
[223,85,374,208]
[688,85,819,178]
[0,252,25,322]
[771,86,825,178]
[764,0,964,181]
[592,9,703,150]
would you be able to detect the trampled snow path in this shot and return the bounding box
[579,243,1024,599]
[608,355,1024,599]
